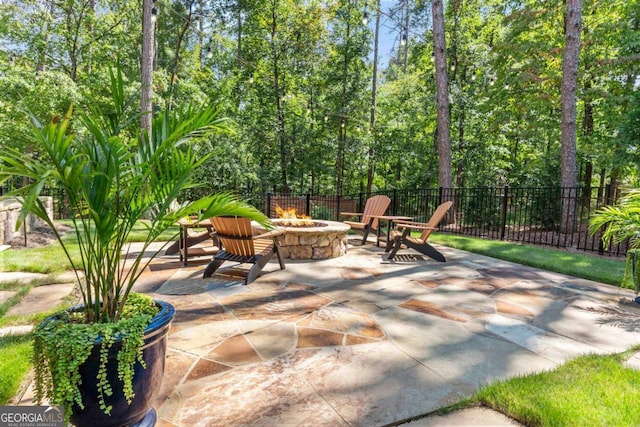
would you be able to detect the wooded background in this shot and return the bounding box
[1,0,638,199]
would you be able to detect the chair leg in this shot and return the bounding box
[203,258,224,278]
[385,236,394,252]
[386,237,402,260]
[245,263,262,285]
[360,227,370,245]
[406,241,447,262]
[275,246,286,270]
[243,249,279,285]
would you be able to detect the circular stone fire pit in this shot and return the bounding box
[272,219,350,260]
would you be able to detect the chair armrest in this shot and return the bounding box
[340,211,363,218]
[252,229,285,240]
[212,229,283,242]
[395,221,437,232]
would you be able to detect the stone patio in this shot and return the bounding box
[8,238,640,426]
[127,238,640,426]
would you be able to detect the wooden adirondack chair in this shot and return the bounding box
[385,201,453,262]
[203,216,285,285]
[340,195,391,245]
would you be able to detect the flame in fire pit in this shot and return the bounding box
[275,205,314,226]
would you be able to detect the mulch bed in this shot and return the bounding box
[6,223,72,249]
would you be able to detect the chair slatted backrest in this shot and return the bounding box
[420,201,453,241]
[361,195,391,230]
[210,216,255,257]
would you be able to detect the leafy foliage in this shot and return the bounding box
[32,294,156,421]
[0,65,269,323]
[1,0,638,196]
[0,63,273,418]
[590,189,640,250]
[0,334,32,405]
[590,189,640,291]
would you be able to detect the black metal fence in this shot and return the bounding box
[264,186,626,257]
[2,181,627,257]
[1,180,69,219]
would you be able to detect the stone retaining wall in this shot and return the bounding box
[0,197,53,245]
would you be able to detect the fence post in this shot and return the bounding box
[336,194,342,221]
[439,187,443,204]
[305,193,311,216]
[55,188,60,219]
[392,188,398,216]
[266,193,272,217]
[597,188,605,254]
[500,185,509,241]
[605,184,612,205]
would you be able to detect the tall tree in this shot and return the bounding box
[560,0,583,232]
[432,0,452,189]
[267,0,289,192]
[336,0,353,196]
[167,0,196,108]
[367,0,381,194]
[141,0,155,137]
[402,0,409,71]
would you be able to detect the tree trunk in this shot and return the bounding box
[37,0,55,73]
[141,0,155,141]
[337,2,352,196]
[237,0,243,66]
[581,76,594,209]
[270,0,288,193]
[581,161,592,209]
[85,0,96,75]
[402,0,409,72]
[168,1,194,109]
[597,168,606,204]
[367,0,381,195]
[61,0,89,81]
[609,169,620,204]
[198,0,204,67]
[62,0,84,82]
[560,0,582,233]
[432,0,452,189]
[456,106,465,188]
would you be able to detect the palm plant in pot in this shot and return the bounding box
[0,67,272,426]
[589,189,640,300]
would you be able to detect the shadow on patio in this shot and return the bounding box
[130,240,640,427]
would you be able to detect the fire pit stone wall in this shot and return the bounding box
[272,220,350,260]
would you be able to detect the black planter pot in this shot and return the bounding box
[67,300,175,427]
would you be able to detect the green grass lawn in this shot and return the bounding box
[470,349,640,426]
[56,219,181,244]
[430,233,626,287]
[0,243,79,274]
[0,334,33,404]
[0,221,181,275]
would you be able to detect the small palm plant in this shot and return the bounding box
[589,189,640,294]
[0,65,271,421]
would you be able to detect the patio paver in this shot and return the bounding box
[7,238,640,426]
[131,239,640,426]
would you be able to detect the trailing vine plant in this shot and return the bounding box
[32,293,158,420]
[0,63,272,423]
